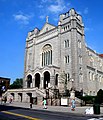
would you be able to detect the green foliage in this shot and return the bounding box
[78,89,103,105]
[9,78,23,89]
[78,95,96,104]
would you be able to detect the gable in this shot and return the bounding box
[39,23,56,35]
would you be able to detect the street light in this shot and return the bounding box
[70,78,75,99]
[70,78,74,90]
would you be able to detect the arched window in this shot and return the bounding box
[64,40,69,48]
[65,55,69,63]
[42,44,52,67]
[78,40,81,48]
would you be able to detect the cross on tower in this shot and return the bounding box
[46,16,49,23]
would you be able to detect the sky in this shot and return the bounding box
[0,0,103,84]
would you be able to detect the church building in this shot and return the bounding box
[5,8,103,104]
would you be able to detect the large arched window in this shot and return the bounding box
[42,44,52,66]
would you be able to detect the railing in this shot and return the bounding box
[2,90,8,97]
[36,88,46,97]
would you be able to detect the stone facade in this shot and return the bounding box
[5,8,103,104]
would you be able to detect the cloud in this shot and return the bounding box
[84,8,88,14]
[85,27,93,32]
[38,5,43,8]
[77,11,82,15]
[39,15,45,19]
[77,8,88,16]
[85,27,90,31]
[48,0,66,13]
[41,0,47,2]
[41,0,50,3]
[13,13,32,25]
[37,0,70,22]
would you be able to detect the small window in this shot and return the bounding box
[65,56,67,63]
[67,40,69,47]
[65,55,69,63]
[64,40,69,48]
[46,27,48,31]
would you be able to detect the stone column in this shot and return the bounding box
[14,93,18,102]
[50,75,55,88]
[23,78,27,88]
[40,76,44,89]
[22,92,28,102]
[32,76,35,88]
[25,81,27,88]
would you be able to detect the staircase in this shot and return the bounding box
[36,87,54,98]
[36,88,46,97]
[2,90,8,97]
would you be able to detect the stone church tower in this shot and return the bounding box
[24,8,88,94]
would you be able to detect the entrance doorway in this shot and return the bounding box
[18,93,22,102]
[35,73,40,88]
[27,93,32,103]
[44,71,50,89]
[27,75,32,88]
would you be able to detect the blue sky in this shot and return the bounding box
[0,0,103,84]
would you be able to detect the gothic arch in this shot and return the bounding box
[35,73,40,88]
[27,74,32,88]
[41,44,52,66]
[44,71,50,89]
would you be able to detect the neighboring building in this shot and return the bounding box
[0,77,10,90]
[6,8,103,104]
[0,77,10,96]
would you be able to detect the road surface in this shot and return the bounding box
[0,105,102,120]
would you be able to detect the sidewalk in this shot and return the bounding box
[2,101,103,116]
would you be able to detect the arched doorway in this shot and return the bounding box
[35,73,40,88]
[26,93,32,103]
[18,93,22,102]
[44,71,50,89]
[27,75,32,88]
[10,93,15,100]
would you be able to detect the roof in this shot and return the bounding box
[0,77,10,80]
[99,54,103,57]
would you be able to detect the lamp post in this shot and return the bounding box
[70,78,75,99]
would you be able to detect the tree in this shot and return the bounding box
[9,78,23,89]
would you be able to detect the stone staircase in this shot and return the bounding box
[2,90,8,97]
[36,88,46,97]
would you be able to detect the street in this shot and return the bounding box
[0,105,101,120]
